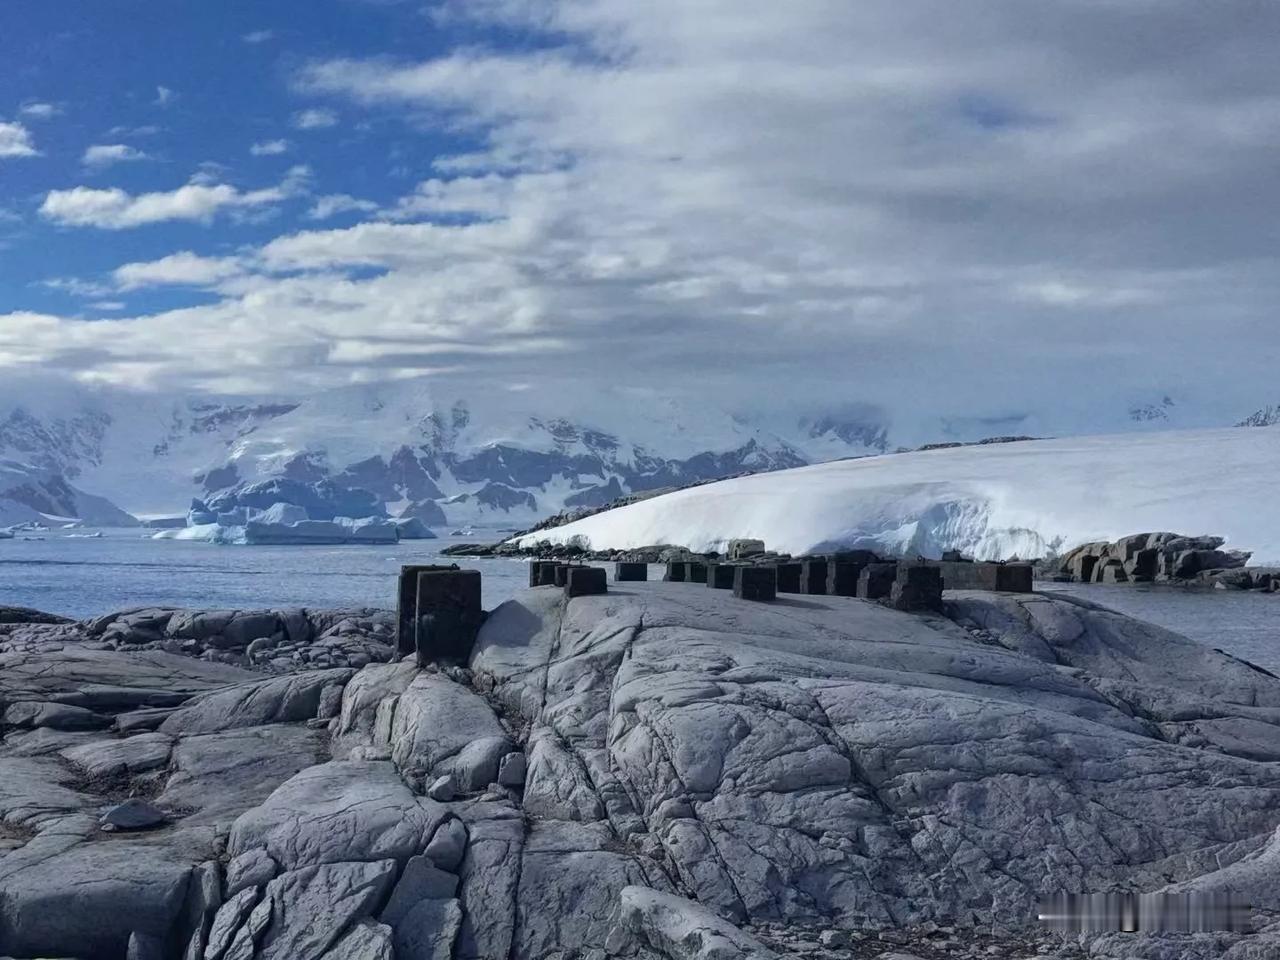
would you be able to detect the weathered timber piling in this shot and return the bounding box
[615,562,648,582]
[826,551,881,596]
[734,565,777,602]
[890,564,944,612]
[396,564,484,666]
[708,562,737,589]
[566,566,608,598]
[775,562,803,594]
[555,564,587,587]
[857,563,898,601]
[931,560,1033,593]
[800,558,829,595]
[398,564,466,655]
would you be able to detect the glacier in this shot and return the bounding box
[515,426,1280,564]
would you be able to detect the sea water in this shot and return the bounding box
[3,528,1277,673]
[1041,581,1280,674]
[0,528,530,618]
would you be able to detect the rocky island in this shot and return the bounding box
[3,565,1280,960]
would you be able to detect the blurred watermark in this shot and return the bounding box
[1039,893,1251,933]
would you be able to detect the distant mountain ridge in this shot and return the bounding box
[0,459,138,528]
[0,380,891,528]
[4,378,1277,530]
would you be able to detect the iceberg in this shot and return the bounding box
[154,500,407,545]
[243,515,399,545]
[394,516,437,540]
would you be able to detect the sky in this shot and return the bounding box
[2,0,1280,438]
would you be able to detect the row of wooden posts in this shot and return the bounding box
[395,554,1033,667]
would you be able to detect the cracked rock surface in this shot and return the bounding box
[3,583,1280,959]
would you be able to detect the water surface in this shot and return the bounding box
[0,528,530,617]
[4,529,1277,674]
[1041,581,1280,674]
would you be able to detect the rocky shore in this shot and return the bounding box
[1051,533,1279,592]
[4,580,1280,959]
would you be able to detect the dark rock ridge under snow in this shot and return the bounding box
[3,583,1280,959]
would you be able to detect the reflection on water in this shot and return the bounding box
[1041,581,1280,674]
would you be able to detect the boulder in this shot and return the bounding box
[320,920,395,960]
[607,886,780,960]
[389,674,511,789]
[380,854,459,928]
[0,834,194,957]
[61,731,173,779]
[392,898,463,960]
[100,798,167,831]
[424,817,468,872]
[226,847,278,897]
[159,668,354,735]
[251,859,398,960]
[229,761,448,871]
[1097,558,1129,583]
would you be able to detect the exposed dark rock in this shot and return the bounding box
[0,605,71,625]
[100,798,167,831]
[1055,532,1260,589]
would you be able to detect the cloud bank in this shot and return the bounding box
[7,0,1280,440]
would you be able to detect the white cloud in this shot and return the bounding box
[8,1,1280,431]
[38,276,115,299]
[307,194,379,220]
[39,175,298,230]
[243,29,275,43]
[113,252,246,290]
[107,124,161,138]
[250,139,291,156]
[82,144,150,168]
[0,121,38,158]
[292,108,338,130]
[154,86,175,107]
[19,102,60,120]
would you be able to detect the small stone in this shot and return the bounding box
[819,929,859,949]
[427,774,457,801]
[424,818,468,872]
[100,798,167,831]
[126,931,165,960]
[226,847,277,897]
[497,751,527,787]
[380,855,459,927]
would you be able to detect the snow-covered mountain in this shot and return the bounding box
[0,378,892,527]
[516,426,1280,564]
[0,460,138,528]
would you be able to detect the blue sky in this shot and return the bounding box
[2,0,490,316]
[3,1,1280,436]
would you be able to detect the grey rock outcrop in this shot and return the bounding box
[4,585,1280,958]
[1057,531,1255,586]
